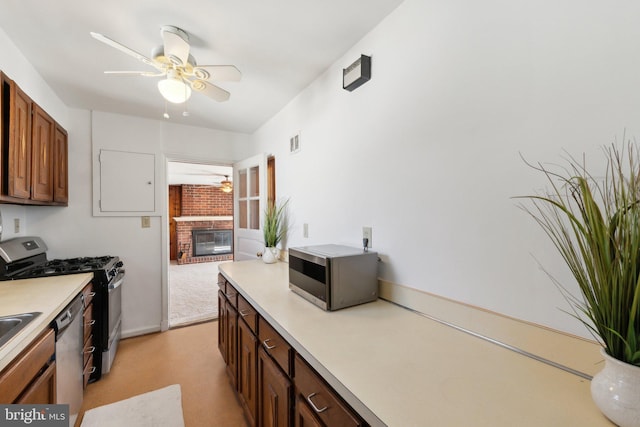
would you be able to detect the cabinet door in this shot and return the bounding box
[53,124,68,203]
[294,398,323,427]
[8,83,31,199]
[15,361,56,404]
[218,291,228,363]
[238,318,257,426]
[30,104,54,202]
[226,302,238,389]
[258,347,291,427]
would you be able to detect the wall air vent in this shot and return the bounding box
[290,133,301,154]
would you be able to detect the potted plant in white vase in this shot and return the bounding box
[517,143,640,427]
[262,198,289,264]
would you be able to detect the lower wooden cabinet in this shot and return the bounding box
[217,275,367,427]
[0,328,56,403]
[258,347,292,427]
[238,317,258,426]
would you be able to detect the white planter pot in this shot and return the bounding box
[591,348,640,427]
[262,247,278,264]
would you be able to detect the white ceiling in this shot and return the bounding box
[167,162,232,186]
[0,0,403,134]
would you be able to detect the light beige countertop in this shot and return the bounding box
[219,260,613,427]
[0,273,93,372]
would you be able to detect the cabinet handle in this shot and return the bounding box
[88,367,96,374]
[87,292,96,298]
[84,346,95,355]
[306,393,328,413]
[85,320,96,326]
[262,339,276,350]
[239,309,249,317]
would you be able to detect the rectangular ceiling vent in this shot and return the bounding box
[290,133,301,154]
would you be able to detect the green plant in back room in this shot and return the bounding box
[262,198,289,263]
[516,141,640,426]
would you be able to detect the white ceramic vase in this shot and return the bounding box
[590,348,640,427]
[262,247,278,264]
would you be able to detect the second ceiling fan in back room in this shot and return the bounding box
[90,25,241,117]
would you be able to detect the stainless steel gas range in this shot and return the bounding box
[0,236,124,382]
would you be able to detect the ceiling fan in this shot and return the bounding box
[90,26,241,105]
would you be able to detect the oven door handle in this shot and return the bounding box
[108,270,125,291]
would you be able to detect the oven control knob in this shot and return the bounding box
[116,261,123,268]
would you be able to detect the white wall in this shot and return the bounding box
[251,0,640,338]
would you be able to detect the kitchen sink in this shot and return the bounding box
[0,312,41,348]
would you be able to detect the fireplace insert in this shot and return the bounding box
[192,229,233,256]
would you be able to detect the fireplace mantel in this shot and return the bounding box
[174,216,233,222]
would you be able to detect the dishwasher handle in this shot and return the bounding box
[52,295,83,336]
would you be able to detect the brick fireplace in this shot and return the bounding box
[172,184,233,265]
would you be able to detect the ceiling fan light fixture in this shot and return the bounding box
[158,70,192,104]
[220,176,233,193]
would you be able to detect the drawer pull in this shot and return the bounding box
[88,292,96,298]
[306,393,328,413]
[239,309,250,317]
[85,320,96,326]
[88,367,96,374]
[84,346,96,355]
[263,339,276,350]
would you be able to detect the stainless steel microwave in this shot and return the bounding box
[288,244,378,311]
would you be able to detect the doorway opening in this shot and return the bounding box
[167,161,233,328]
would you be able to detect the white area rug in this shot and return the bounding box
[80,384,184,427]
[169,260,220,327]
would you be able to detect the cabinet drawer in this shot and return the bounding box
[294,353,364,427]
[83,335,95,367]
[83,354,95,389]
[82,283,95,307]
[217,273,227,293]
[0,328,55,403]
[238,294,257,334]
[83,303,94,343]
[225,282,238,309]
[258,317,291,377]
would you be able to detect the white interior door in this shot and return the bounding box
[234,153,267,260]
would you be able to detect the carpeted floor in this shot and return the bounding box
[169,260,221,327]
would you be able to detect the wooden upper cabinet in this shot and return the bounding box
[8,82,31,199]
[0,71,68,206]
[53,124,68,203]
[30,104,54,202]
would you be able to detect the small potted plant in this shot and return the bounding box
[517,142,640,426]
[262,198,289,263]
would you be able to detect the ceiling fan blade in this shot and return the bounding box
[189,80,230,102]
[192,65,242,81]
[104,71,165,77]
[90,32,159,69]
[162,26,190,66]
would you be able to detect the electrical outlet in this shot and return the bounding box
[141,216,151,228]
[362,226,372,248]
[14,218,19,233]
[303,223,309,238]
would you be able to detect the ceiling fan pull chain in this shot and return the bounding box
[163,100,170,119]
[183,83,190,117]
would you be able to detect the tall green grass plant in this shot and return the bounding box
[263,198,289,248]
[518,143,640,367]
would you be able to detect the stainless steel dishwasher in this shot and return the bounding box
[53,294,84,427]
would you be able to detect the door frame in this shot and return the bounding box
[160,154,234,331]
